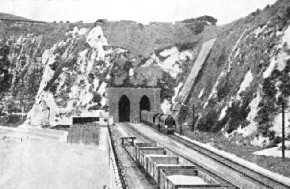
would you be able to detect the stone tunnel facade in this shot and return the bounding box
[106,88,161,122]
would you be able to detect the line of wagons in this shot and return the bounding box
[133,142,236,189]
[140,110,176,134]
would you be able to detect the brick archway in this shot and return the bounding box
[107,88,161,122]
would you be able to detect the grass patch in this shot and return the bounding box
[0,114,26,127]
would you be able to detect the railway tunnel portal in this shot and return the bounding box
[107,88,161,122]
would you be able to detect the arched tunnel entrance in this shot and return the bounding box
[119,95,130,122]
[140,95,150,118]
[107,88,161,122]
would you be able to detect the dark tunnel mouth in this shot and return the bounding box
[140,95,150,119]
[118,95,130,122]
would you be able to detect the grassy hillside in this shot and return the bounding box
[101,19,220,57]
[0,12,40,22]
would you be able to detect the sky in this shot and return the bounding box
[0,0,278,25]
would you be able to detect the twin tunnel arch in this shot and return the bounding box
[118,95,150,122]
[107,88,160,123]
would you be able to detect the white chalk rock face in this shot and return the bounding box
[86,26,108,49]
[26,26,114,126]
[157,47,186,78]
[30,103,49,126]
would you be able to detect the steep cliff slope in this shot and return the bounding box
[174,0,290,146]
[0,21,93,125]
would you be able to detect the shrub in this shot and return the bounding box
[123,61,133,72]
[196,109,218,132]
[103,105,109,111]
[284,6,290,19]
[138,23,144,30]
[49,82,59,94]
[217,81,232,101]
[157,72,176,102]
[250,9,261,16]
[263,78,277,99]
[176,42,198,51]
[88,104,102,110]
[177,105,188,125]
[92,92,101,103]
[255,97,277,136]
[181,16,217,26]
[186,22,205,35]
[2,114,23,124]
[88,73,94,84]
[216,47,226,67]
[49,61,58,71]
[227,101,250,133]
[4,99,21,113]
[212,114,229,133]
[279,63,290,98]
[207,97,217,108]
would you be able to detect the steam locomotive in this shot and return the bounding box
[140,110,176,134]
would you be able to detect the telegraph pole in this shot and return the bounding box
[282,100,285,160]
[191,105,195,132]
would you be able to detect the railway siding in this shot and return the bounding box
[109,124,155,189]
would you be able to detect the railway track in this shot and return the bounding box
[168,134,290,189]
[121,122,290,189]
[121,122,239,189]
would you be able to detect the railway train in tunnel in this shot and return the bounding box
[140,110,176,134]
